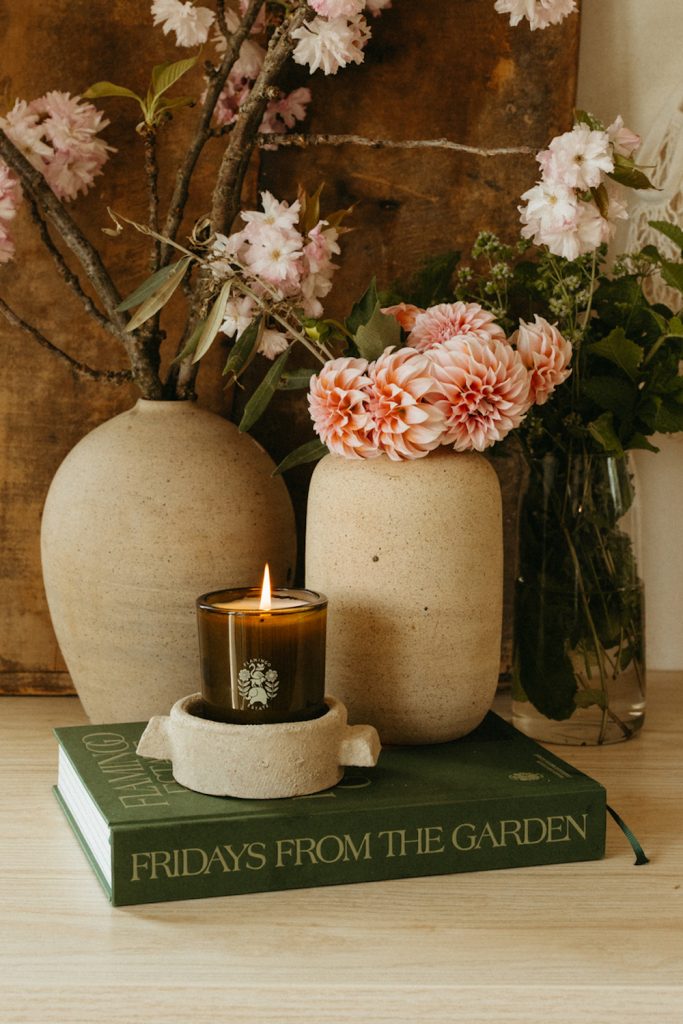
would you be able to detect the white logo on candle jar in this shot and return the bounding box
[238,659,280,708]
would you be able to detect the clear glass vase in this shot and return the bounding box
[512,449,645,745]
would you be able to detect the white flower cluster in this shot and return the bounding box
[494,0,577,31]
[211,191,341,359]
[519,117,640,260]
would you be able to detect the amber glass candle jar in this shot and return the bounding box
[196,583,327,724]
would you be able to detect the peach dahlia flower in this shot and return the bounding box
[308,357,377,459]
[430,337,531,452]
[511,315,572,405]
[366,348,445,460]
[408,301,506,352]
[381,302,424,332]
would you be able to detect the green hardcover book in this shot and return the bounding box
[53,712,606,906]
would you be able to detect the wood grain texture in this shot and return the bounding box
[0,672,681,1024]
[0,3,580,692]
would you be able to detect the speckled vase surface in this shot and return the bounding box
[305,451,503,745]
[41,399,296,723]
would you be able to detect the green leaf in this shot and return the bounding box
[156,95,195,114]
[274,439,328,475]
[668,316,683,336]
[124,256,192,332]
[401,250,460,308]
[192,281,233,363]
[581,376,637,414]
[172,320,206,364]
[277,367,318,390]
[587,327,644,380]
[649,219,683,253]
[117,262,185,312]
[239,348,291,433]
[609,154,657,191]
[660,260,683,295]
[346,278,379,337]
[222,316,263,380]
[83,81,142,103]
[575,688,607,710]
[654,398,683,433]
[151,57,198,98]
[513,589,578,721]
[587,412,624,454]
[591,184,610,219]
[626,433,659,453]
[573,109,605,131]
[355,302,401,361]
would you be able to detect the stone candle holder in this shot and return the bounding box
[136,694,381,799]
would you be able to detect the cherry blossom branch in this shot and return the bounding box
[0,297,132,384]
[142,127,161,272]
[211,3,309,234]
[0,127,163,397]
[160,0,265,262]
[215,0,231,41]
[26,197,119,339]
[255,133,537,158]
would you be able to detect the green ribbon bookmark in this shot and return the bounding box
[607,804,650,865]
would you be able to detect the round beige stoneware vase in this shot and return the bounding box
[305,450,503,744]
[41,399,296,723]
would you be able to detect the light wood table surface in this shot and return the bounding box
[1,675,682,1024]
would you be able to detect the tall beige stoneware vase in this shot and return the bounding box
[305,450,503,744]
[41,399,296,722]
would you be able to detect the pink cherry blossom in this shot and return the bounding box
[220,294,257,339]
[607,115,641,158]
[365,0,392,14]
[291,14,371,76]
[258,328,289,360]
[1,93,113,202]
[300,221,340,316]
[408,301,506,352]
[511,315,572,405]
[151,0,215,47]
[0,162,22,223]
[309,0,365,16]
[366,348,445,460]
[0,100,52,165]
[0,164,20,263]
[494,0,577,31]
[539,124,614,191]
[0,224,15,264]
[429,337,531,452]
[309,357,378,459]
[381,303,423,331]
[270,88,312,130]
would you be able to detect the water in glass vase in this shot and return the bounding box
[512,450,646,745]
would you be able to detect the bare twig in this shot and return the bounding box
[255,133,538,157]
[0,297,133,384]
[142,127,161,272]
[26,198,119,338]
[0,128,163,397]
[215,0,231,40]
[211,3,309,234]
[160,0,265,261]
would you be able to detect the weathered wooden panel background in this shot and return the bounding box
[0,1,579,694]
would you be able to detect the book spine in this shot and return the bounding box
[110,788,605,905]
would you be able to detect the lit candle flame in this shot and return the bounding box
[259,563,272,612]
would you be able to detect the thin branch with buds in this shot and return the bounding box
[256,133,538,158]
[211,3,309,235]
[0,297,132,384]
[0,128,163,397]
[160,0,266,262]
[26,198,120,339]
[142,127,161,272]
